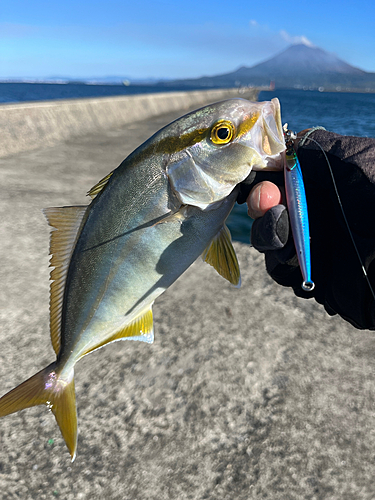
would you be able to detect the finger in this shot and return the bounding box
[247,181,282,219]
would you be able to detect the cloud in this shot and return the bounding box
[279,30,314,47]
[247,20,314,48]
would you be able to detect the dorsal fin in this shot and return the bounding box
[43,206,88,355]
[80,307,154,358]
[202,224,241,287]
[87,171,114,199]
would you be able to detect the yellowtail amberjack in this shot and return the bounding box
[0,98,285,460]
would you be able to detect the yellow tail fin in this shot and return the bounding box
[0,363,78,461]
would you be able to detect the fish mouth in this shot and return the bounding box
[259,150,285,171]
[239,98,285,172]
[241,151,284,173]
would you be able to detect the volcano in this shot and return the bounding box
[159,44,375,91]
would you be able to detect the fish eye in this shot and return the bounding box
[210,120,235,145]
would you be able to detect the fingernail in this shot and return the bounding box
[248,184,262,218]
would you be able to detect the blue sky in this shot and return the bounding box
[1,0,375,80]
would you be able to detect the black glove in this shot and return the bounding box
[238,129,375,330]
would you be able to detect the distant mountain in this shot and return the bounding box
[158,44,375,91]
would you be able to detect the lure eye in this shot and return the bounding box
[210,120,235,145]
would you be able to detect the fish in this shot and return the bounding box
[0,97,285,460]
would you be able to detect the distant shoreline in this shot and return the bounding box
[0,81,374,107]
[262,86,375,94]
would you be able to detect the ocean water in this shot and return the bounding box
[0,82,208,104]
[259,89,375,138]
[1,84,374,243]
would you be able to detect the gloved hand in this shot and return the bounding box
[237,129,375,330]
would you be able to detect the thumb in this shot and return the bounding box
[247,181,282,219]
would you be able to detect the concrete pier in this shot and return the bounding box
[0,90,374,499]
[0,88,254,157]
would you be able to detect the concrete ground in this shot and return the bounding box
[0,104,374,500]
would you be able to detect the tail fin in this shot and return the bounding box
[0,363,78,461]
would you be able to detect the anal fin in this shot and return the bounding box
[110,307,154,344]
[81,307,154,358]
[202,225,241,287]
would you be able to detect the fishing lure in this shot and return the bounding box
[283,126,315,292]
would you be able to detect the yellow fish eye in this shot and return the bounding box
[210,120,235,145]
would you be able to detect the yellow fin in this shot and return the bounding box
[43,206,88,355]
[51,375,77,462]
[87,171,114,199]
[202,225,241,287]
[81,307,154,358]
[105,307,154,344]
[0,363,78,461]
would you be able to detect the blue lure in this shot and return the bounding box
[284,131,315,292]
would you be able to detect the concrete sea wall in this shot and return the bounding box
[0,87,258,158]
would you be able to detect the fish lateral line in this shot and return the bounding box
[80,210,184,253]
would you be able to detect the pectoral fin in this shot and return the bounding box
[202,225,241,287]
